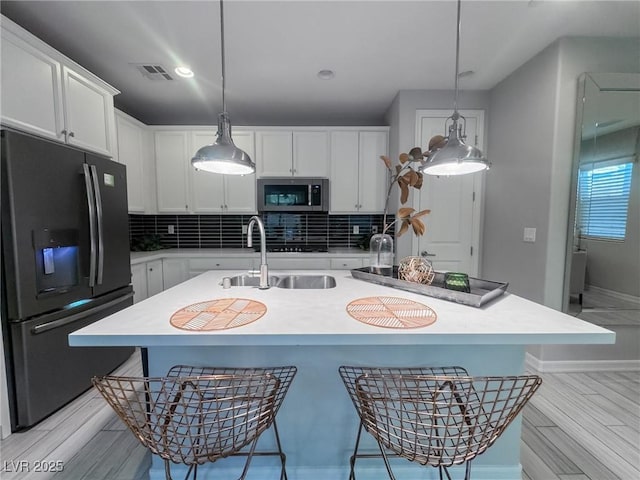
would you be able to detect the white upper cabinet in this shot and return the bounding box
[155,131,190,213]
[62,66,115,156]
[0,25,63,141]
[330,129,388,213]
[255,131,293,176]
[0,15,118,157]
[256,130,329,177]
[190,130,256,213]
[115,111,146,213]
[293,131,329,177]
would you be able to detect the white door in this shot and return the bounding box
[224,131,257,213]
[329,130,360,212]
[0,29,64,142]
[413,110,485,276]
[293,131,329,177]
[62,66,113,156]
[115,113,145,212]
[256,131,293,176]
[358,131,388,213]
[155,131,190,213]
[190,131,225,213]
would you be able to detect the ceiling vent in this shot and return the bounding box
[135,64,173,81]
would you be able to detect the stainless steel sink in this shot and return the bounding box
[225,274,336,289]
[274,275,337,289]
[227,275,279,287]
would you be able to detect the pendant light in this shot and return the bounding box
[191,0,255,175]
[421,0,489,176]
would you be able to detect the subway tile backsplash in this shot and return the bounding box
[129,213,392,251]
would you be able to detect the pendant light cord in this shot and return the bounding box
[219,0,226,113]
[453,0,461,115]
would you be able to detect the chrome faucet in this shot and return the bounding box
[246,216,269,289]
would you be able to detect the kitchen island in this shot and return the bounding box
[70,270,614,480]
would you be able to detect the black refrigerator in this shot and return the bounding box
[1,129,134,431]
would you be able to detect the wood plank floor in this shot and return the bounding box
[2,350,637,479]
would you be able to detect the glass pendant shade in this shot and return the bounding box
[421,121,489,176]
[191,113,255,175]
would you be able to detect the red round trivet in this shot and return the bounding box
[170,298,267,331]
[346,296,437,329]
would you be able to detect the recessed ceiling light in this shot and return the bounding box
[174,66,194,78]
[317,69,335,80]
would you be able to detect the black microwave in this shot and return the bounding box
[257,178,329,212]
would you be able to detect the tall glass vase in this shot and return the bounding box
[369,233,394,276]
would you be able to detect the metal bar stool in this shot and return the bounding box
[354,373,541,480]
[339,366,471,479]
[93,365,297,480]
[166,365,297,480]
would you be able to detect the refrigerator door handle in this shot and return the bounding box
[31,292,134,335]
[89,165,104,285]
[83,164,98,287]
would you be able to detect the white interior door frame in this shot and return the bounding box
[413,109,486,276]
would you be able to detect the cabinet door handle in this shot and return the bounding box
[421,250,436,257]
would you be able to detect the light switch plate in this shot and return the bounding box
[168,225,175,235]
[242,225,248,234]
[523,227,536,243]
[353,225,360,234]
[372,225,378,233]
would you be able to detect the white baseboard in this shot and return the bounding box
[526,352,640,373]
[586,285,640,305]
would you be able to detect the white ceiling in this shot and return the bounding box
[2,0,639,126]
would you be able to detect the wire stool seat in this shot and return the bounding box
[93,365,297,480]
[354,372,541,480]
[339,366,472,479]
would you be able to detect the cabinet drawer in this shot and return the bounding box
[330,258,364,270]
[268,258,330,270]
[188,257,254,271]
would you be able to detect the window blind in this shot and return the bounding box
[577,158,634,240]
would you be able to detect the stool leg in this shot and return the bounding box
[236,435,261,480]
[464,460,472,480]
[349,421,365,480]
[271,419,288,480]
[376,440,397,480]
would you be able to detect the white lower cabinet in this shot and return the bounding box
[146,260,164,298]
[162,258,189,290]
[131,259,164,304]
[132,253,367,300]
[131,263,148,304]
[188,257,255,278]
[330,258,365,270]
[268,258,331,270]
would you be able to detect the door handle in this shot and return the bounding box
[421,250,436,257]
[90,165,104,285]
[83,164,97,287]
[32,292,134,335]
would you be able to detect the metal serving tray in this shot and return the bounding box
[350,267,508,308]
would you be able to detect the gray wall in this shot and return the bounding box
[484,37,640,363]
[383,89,491,260]
[484,37,640,310]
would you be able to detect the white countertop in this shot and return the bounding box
[69,270,614,347]
[130,248,368,265]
